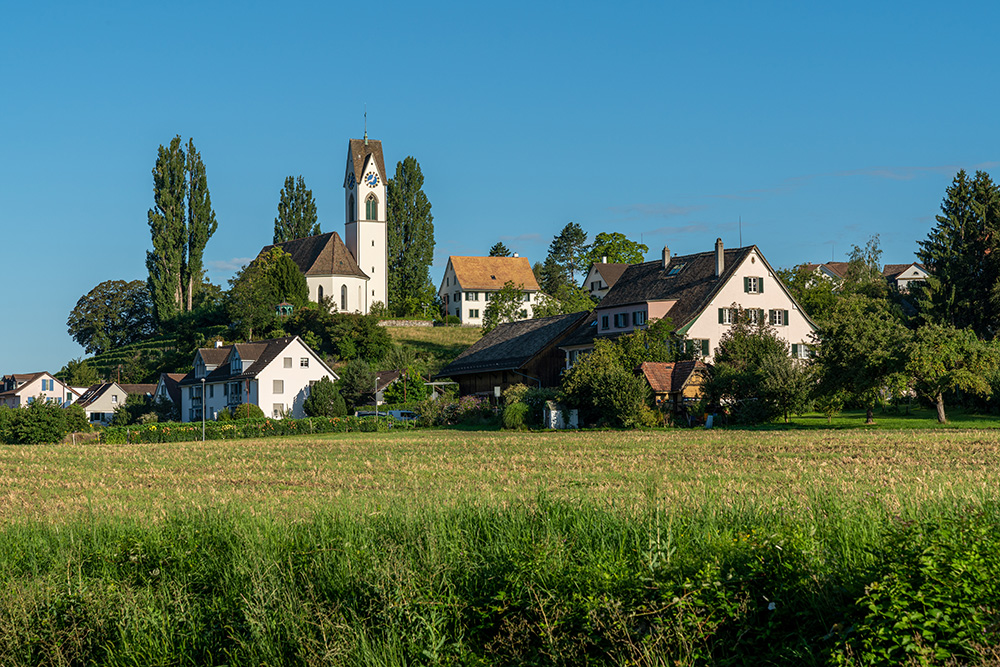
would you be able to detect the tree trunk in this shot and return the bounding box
[865,405,874,424]
[935,392,947,424]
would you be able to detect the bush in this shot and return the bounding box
[65,402,90,433]
[502,402,528,430]
[218,404,266,421]
[443,315,461,325]
[303,377,348,417]
[9,399,68,444]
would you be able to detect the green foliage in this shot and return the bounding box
[905,324,999,423]
[546,221,589,285]
[5,399,68,444]
[302,376,347,417]
[226,247,308,340]
[338,359,377,411]
[381,368,428,405]
[501,401,528,430]
[561,340,651,426]
[532,283,596,318]
[57,358,101,387]
[481,281,525,334]
[111,393,152,427]
[66,280,155,355]
[776,264,839,323]
[843,234,888,299]
[145,136,218,324]
[386,156,435,317]
[272,175,320,243]
[501,383,558,428]
[284,304,392,363]
[217,403,266,421]
[64,403,89,433]
[814,294,910,423]
[917,170,1000,338]
[584,231,648,265]
[488,241,511,257]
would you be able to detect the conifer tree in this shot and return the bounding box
[489,242,512,257]
[273,175,320,243]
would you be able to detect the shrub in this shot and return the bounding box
[65,402,90,433]
[303,377,348,417]
[10,399,68,444]
[502,402,528,430]
[218,404,266,420]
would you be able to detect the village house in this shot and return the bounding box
[581,261,630,301]
[559,240,819,366]
[76,382,156,425]
[0,372,80,408]
[178,336,337,422]
[883,262,929,292]
[637,360,707,413]
[253,137,389,315]
[437,256,541,326]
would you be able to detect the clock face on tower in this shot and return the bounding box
[365,172,379,187]
[347,173,355,189]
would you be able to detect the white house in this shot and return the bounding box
[255,137,388,315]
[883,263,930,292]
[0,372,80,408]
[178,336,338,422]
[438,256,541,326]
[581,262,630,301]
[560,239,819,365]
[76,382,156,425]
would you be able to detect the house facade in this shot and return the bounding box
[0,373,79,408]
[581,262,630,301]
[254,137,388,315]
[178,336,337,422]
[438,256,541,326]
[561,240,818,365]
[883,263,929,292]
[76,382,156,425]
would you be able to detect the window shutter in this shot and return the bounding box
[718,308,724,324]
[744,276,750,293]
[701,339,709,356]
[792,344,799,357]
[783,310,789,326]
[759,309,765,323]
[759,277,764,293]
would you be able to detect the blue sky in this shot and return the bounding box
[2,1,998,373]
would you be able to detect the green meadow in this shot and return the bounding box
[1,427,1000,665]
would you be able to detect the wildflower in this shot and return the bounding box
[768,602,776,611]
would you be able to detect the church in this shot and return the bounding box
[258,137,388,314]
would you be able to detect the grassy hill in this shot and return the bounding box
[384,324,481,374]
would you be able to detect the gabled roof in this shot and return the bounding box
[76,383,115,408]
[638,360,706,394]
[590,263,630,288]
[197,348,230,367]
[0,372,57,397]
[156,373,186,405]
[447,256,540,291]
[375,370,402,393]
[598,247,756,328]
[883,262,928,278]
[437,312,589,378]
[179,336,336,386]
[802,262,850,279]
[119,384,156,396]
[260,231,368,279]
[347,138,387,182]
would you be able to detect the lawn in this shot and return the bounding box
[385,324,481,373]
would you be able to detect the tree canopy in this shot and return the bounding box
[387,156,435,317]
[481,281,526,334]
[489,242,512,257]
[273,175,320,243]
[66,280,155,355]
[541,223,588,293]
[905,324,998,423]
[226,248,308,340]
[145,136,218,324]
[584,232,648,265]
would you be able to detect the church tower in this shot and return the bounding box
[344,136,389,312]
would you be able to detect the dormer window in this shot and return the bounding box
[231,353,242,375]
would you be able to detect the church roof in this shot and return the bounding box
[448,256,540,291]
[348,139,387,180]
[260,231,369,279]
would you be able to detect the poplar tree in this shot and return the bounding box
[386,156,435,317]
[145,136,218,324]
[273,175,320,243]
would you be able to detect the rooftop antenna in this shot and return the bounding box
[364,105,368,146]
[739,216,742,247]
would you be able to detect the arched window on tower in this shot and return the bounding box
[317,285,323,302]
[348,195,355,222]
[341,285,348,312]
[366,194,378,220]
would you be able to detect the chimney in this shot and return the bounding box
[715,238,724,276]
[601,256,607,264]
[662,246,670,270]
[215,340,223,348]
[513,252,519,257]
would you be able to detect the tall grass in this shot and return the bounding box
[1,491,998,665]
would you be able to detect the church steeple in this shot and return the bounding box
[344,137,388,313]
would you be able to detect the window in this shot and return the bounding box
[667,263,685,276]
[283,357,292,369]
[111,394,118,404]
[633,310,647,326]
[273,380,284,394]
[466,292,478,301]
[769,309,789,326]
[454,291,461,302]
[469,309,479,318]
[791,344,811,359]
[614,313,628,328]
[300,358,309,368]
[273,404,284,418]
[366,194,378,219]
[747,309,762,324]
[318,285,324,301]
[209,385,214,398]
[601,315,610,330]
[341,285,348,311]
[744,276,763,294]
[684,339,710,357]
[718,308,736,325]
[523,293,531,302]
[348,195,355,222]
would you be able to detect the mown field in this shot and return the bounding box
[2,428,1000,665]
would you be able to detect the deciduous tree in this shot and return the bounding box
[67,280,155,355]
[387,156,435,317]
[532,284,595,318]
[481,281,526,334]
[226,248,307,340]
[584,232,648,265]
[273,175,320,243]
[905,324,998,423]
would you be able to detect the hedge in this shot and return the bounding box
[99,415,414,444]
